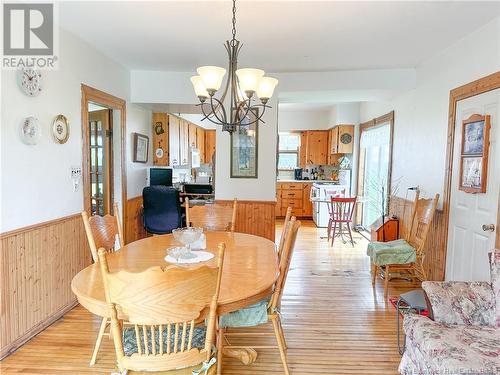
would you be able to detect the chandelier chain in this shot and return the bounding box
[231,0,237,41]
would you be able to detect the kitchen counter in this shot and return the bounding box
[277,179,338,183]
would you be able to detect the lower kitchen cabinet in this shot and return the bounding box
[276,182,313,218]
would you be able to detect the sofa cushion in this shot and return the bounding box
[403,314,500,374]
[490,249,500,327]
[423,281,496,326]
[366,239,416,266]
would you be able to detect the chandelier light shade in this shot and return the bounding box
[190,0,278,132]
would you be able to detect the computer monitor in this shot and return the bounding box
[147,167,173,187]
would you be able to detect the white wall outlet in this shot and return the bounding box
[71,166,82,192]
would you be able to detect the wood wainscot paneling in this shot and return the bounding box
[217,200,276,241]
[389,195,446,281]
[0,214,91,359]
[125,196,276,243]
[125,196,147,244]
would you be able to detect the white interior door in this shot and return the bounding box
[446,89,499,281]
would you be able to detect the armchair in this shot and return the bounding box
[399,249,500,375]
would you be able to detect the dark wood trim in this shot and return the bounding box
[81,84,127,240]
[356,111,395,224]
[442,71,500,276]
[0,213,81,239]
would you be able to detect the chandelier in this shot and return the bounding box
[190,0,278,133]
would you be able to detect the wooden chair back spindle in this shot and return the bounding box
[270,217,301,311]
[277,206,293,260]
[185,197,237,232]
[406,193,439,255]
[82,202,124,263]
[97,243,225,372]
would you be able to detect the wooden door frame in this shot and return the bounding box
[81,84,127,240]
[442,71,500,271]
[356,111,395,225]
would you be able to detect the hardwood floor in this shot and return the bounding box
[0,220,419,374]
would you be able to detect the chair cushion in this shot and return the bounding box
[366,239,416,266]
[218,299,269,328]
[401,314,500,374]
[122,325,206,356]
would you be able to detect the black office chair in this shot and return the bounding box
[142,186,182,234]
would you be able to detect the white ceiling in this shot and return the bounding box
[59,1,500,73]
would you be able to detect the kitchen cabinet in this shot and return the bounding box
[329,124,354,154]
[168,115,180,165]
[179,119,189,165]
[302,183,313,216]
[204,130,216,163]
[276,182,313,218]
[329,126,339,154]
[337,125,354,154]
[196,127,205,162]
[299,131,329,166]
[188,122,198,149]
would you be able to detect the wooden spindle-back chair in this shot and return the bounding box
[218,217,301,375]
[97,243,225,374]
[370,191,439,296]
[81,202,124,365]
[277,206,292,260]
[185,198,237,232]
[327,197,357,246]
[82,202,124,263]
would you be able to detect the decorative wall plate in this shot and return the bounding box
[155,147,164,158]
[19,67,42,97]
[52,115,70,144]
[20,116,41,145]
[340,132,352,144]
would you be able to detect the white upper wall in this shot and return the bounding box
[0,29,151,232]
[360,17,500,202]
[279,109,331,131]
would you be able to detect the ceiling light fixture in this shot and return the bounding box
[190,0,278,133]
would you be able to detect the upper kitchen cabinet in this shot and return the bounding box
[299,130,328,166]
[168,115,181,165]
[204,130,216,163]
[196,126,205,162]
[329,124,354,154]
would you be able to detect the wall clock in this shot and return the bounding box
[19,67,42,96]
[340,132,352,144]
[52,115,70,144]
[20,116,41,145]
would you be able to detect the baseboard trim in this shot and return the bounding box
[0,300,78,360]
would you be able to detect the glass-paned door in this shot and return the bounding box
[358,122,391,228]
[89,108,113,216]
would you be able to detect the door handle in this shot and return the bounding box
[482,224,495,232]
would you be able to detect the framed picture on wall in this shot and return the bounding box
[230,109,258,178]
[459,114,490,193]
[133,133,149,163]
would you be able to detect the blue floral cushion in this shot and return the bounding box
[366,239,416,266]
[218,298,270,328]
[122,325,206,356]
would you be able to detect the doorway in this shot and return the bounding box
[446,88,499,281]
[357,111,394,228]
[81,85,127,238]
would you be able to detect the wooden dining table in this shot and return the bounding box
[71,231,279,366]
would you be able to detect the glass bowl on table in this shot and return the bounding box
[171,227,203,260]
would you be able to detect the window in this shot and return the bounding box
[278,132,300,170]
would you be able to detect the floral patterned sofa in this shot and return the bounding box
[399,249,500,375]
